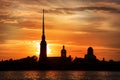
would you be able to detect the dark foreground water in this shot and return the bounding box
[0,71,119,80]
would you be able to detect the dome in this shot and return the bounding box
[87,47,93,55]
[88,47,93,50]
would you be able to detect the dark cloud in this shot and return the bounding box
[105,0,120,4]
[45,6,120,14]
[0,23,10,43]
[0,21,20,43]
[15,0,120,5]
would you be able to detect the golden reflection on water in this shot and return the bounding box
[0,71,119,80]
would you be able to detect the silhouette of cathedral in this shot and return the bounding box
[73,47,98,64]
[39,10,71,64]
[39,10,99,65]
[85,47,96,60]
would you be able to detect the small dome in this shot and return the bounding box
[87,47,93,55]
[88,47,93,50]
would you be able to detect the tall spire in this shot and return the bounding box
[42,9,45,35]
[39,9,47,63]
[42,9,45,41]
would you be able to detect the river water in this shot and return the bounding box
[0,71,119,80]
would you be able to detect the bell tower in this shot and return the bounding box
[61,45,66,58]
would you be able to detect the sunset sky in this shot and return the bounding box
[0,0,120,61]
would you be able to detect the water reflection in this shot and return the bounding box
[0,71,119,80]
[81,71,103,80]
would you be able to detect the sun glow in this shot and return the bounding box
[47,44,52,56]
[35,42,52,56]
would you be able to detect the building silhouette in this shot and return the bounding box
[39,10,71,64]
[39,10,47,63]
[84,47,97,62]
[61,45,66,58]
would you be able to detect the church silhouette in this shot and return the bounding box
[38,10,99,67]
[39,10,72,65]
